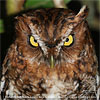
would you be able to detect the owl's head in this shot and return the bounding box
[15,6,90,68]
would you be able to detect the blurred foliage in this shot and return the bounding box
[25,0,70,8]
[0,0,99,34]
[81,0,100,30]
[25,0,55,8]
[6,0,24,15]
[0,0,70,34]
[0,19,4,33]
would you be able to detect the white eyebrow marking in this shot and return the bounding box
[56,26,73,55]
[29,24,48,55]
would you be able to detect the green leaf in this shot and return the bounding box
[0,19,4,34]
[24,0,54,8]
[24,0,71,9]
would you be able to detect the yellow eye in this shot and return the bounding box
[64,35,73,46]
[30,36,38,47]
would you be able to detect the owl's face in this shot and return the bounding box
[15,6,89,68]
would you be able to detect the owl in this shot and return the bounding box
[0,5,100,100]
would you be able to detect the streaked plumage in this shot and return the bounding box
[0,6,100,100]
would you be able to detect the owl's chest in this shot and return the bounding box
[7,75,78,99]
[6,65,97,99]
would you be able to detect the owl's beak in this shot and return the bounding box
[50,55,55,68]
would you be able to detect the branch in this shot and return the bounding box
[53,0,67,8]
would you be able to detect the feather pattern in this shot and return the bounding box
[0,6,99,100]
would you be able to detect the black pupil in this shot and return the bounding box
[66,38,69,42]
[34,39,37,42]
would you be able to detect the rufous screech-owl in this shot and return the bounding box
[0,5,100,100]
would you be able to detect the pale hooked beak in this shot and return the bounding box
[50,55,55,68]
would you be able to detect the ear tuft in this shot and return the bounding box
[76,5,89,19]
